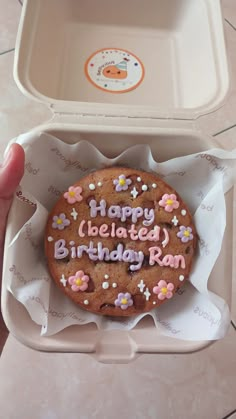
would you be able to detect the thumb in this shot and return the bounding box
[0,144,25,199]
[0,144,25,276]
[0,144,24,341]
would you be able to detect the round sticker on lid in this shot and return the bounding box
[85,48,145,94]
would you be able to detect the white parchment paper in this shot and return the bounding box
[5,132,236,340]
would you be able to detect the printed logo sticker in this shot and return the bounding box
[85,48,145,93]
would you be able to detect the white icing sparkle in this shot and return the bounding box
[137,177,142,182]
[131,187,139,199]
[144,287,151,301]
[97,182,102,187]
[84,300,89,305]
[181,209,187,216]
[142,184,148,192]
[172,215,179,226]
[153,301,157,305]
[60,274,67,287]
[89,183,96,191]
[138,279,146,292]
[102,282,109,290]
[71,208,78,221]
[47,236,53,242]
[69,241,75,246]
[179,275,185,281]
[152,183,157,189]
[104,274,109,280]
[112,283,117,288]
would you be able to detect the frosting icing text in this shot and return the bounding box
[52,198,187,271]
[78,220,169,244]
[89,199,155,226]
[54,240,185,272]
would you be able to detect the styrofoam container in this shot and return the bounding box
[1,0,234,363]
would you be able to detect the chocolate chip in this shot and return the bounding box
[56,255,70,263]
[104,259,116,264]
[86,277,95,292]
[127,267,138,275]
[100,303,115,309]
[117,201,127,207]
[143,200,155,209]
[126,174,138,183]
[142,255,150,267]
[159,222,173,229]
[86,195,95,204]
[185,246,191,254]
[133,294,146,310]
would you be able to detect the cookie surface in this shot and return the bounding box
[45,168,197,316]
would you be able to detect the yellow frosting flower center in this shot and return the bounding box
[57,218,62,225]
[69,191,75,197]
[184,230,190,237]
[121,298,128,305]
[166,199,173,205]
[161,287,168,295]
[75,278,83,286]
[119,178,126,186]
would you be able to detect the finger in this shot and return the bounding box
[0,144,25,276]
[0,143,25,200]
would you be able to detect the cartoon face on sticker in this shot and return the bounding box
[85,48,145,93]
[102,59,129,79]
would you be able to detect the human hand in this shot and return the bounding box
[0,144,24,348]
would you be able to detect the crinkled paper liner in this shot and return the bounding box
[5,132,236,340]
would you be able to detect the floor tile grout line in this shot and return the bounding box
[231,320,236,331]
[0,48,15,56]
[222,408,236,419]
[225,18,236,31]
[213,124,236,137]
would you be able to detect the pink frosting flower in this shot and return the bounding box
[159,194,179,213]
[68,270,89,292]
[64,186,83,204]
[153,280,174,300]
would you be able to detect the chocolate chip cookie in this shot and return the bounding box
[45,168,197,316]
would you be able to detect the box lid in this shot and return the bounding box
[14,0,230,121]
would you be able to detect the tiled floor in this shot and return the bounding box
[0,1,236,418]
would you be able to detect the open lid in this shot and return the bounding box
[14,0,230,120]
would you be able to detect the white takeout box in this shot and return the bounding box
[1,0,234,363]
